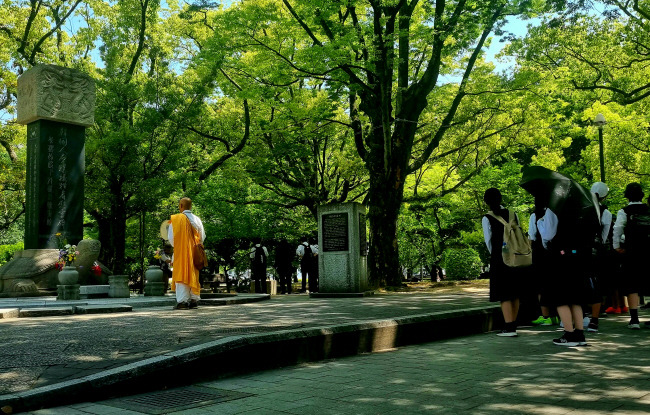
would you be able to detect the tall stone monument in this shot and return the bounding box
[17,64,95,248]
[312,202,371,297]
[0,65,95,295]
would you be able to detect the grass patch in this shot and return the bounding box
[380,279,489,294]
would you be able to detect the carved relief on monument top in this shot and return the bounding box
[17,64,95,127]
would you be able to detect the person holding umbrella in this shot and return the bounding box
[481,187,521,337]
[521,166,600,346]
[528,196,559,327]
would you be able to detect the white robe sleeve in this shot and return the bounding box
[168,223,174,247]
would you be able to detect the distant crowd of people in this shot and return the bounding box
[483,181,650,346]
[248,237,319,294]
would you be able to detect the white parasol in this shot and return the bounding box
[160,220,171,240]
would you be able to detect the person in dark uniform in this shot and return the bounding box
[613,183,650,329]
[537,202,596,346]
[528,197,558,326]
[249,239,268,294]
[274,239,294,294]
[308,237,319,292]
[482,188,520,337]
[296,239,315,293]
[587,182,614,333]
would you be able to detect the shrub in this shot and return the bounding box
[0,242,24,267]
[442,248,482,280]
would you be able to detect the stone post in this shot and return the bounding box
[312,202,372,297]
[17,64,95,249]
[108,275,130,298]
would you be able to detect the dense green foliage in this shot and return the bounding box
[441,248,482,281]
[0,241,23,266]
[2,1,650,284]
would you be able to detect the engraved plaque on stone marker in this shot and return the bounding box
[322,213,349,252]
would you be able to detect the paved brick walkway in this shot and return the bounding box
[0,292,490,395]
[25,313,650,415]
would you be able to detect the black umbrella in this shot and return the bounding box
[520,166,600,223]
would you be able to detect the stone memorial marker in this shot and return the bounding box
[0,65,95,296]
[313,202,371,297]
[17,64,95,249]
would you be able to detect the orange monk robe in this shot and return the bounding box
[170,214,201,295]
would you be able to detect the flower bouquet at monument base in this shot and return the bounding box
[50,232,79,270]
[55,244,79,271]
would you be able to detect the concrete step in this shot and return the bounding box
[74,305,132,314]
[0,308,19,319]
[19,307,73,318]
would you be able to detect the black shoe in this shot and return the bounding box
[574,329,587,346]
[553,331,579,346]
[587,321,599,333]
[189,300,198,309]
[496,329,518,337]
[174,302,189,310]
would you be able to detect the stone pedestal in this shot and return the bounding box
[144,282,165,296]
[249,280,277,295]
[57,284,80,300]
[316,203,369,294]
[144,265,165,296]
[108,275,130,298]
[79,285,109,299]
[17,64,95,249]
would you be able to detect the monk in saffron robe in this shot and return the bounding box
[167,197,205,309]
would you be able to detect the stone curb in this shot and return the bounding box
[74,305,133,314]
[0,294,270,319]
[0,304,501,413]
[18,307,73,318]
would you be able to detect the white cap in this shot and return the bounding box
[591,182,609,198]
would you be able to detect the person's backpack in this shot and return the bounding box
[624,205,650,250]
[301,244,312,264]
[254,245,266,266]
[487,210,532,268]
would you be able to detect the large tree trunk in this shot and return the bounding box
[365,124,408,287]
[367,182,403,287]
[111,204,127,275]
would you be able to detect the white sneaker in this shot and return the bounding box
[583,316,590,328]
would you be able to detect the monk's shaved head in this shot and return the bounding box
[179,197,192,210]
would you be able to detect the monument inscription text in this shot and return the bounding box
[322,213,349,252]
